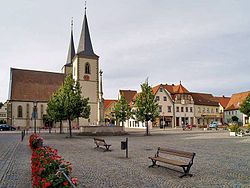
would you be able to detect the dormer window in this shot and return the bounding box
[85,63,90,74]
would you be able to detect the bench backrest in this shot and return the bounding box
[157,147,195,159]
[94,138,106,145]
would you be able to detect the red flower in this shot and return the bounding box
[71,177,78,185]
[63,181,68,186]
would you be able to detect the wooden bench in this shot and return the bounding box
[93,138,111,152]
[148,147,195,178]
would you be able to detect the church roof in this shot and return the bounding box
[77,12,98,57]
[9,68,65,102]
[66,28,75,65]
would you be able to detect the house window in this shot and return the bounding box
[163,96,167,101]
[198,107,200,113]
[85,63,90,74]
[190,107,193,112]
[159,106,162,112]
[216,108,219,113]
[211,108,214,113]
[203,108,205,113]
[181,107,184,112]
[18,105,23,118]
[26,103,30,118]
[168,106,171,112]
[156,96,160,101]
[207,108,209,113]
[41,104,44,118]
[176,107,179,112]
[229,111,231,115]
[235,111,237,114]
[198,119,200,124]
[186,107,188,112]
[160,88,163,92]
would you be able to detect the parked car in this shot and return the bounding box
[209,122,218,129]
[0,124,16,131]
[182,124,193,130]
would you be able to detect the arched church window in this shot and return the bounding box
[18,105,23,118]
[85,63,90,74]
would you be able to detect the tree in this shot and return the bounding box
[46,75,90,137]
[114,95,131,128]
[47,87,66,134]
[60,75,90,138]
[231,116,239,123]
[240,95,250,117]
[0,119,6,124]
[134,80,159,136]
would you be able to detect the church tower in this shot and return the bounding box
[72,8,104,125]
[62,19,76,75]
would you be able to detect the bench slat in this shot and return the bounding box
[158,147,194,159]
[149,156,188,166]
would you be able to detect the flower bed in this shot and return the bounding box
[29,134,77,187]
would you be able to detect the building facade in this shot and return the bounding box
[224,91,250,125]
[190,93,220,126]
[0,102,7,123]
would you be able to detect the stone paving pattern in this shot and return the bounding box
[40,130,250,188]
[0,130,249,188]
[0,133,31,188]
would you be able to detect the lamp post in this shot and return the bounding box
[33,101,37,133]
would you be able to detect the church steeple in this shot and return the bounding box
[66,18,76,65]
[77,8,98,57]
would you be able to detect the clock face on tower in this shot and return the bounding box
[83,75,90,81]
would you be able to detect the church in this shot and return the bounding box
[7,9,104,129]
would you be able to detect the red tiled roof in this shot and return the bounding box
[104,99,117,109]
[214,96,231,109]
[189,93,219,106]
[152,83,189,95]
[225,91,250,111]
[119,90,137,104]
[10,68,65,102]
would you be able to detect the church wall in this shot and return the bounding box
[10,101,47,129]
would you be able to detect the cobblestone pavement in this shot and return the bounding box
[40,129,250,188]
[0,133,31,188]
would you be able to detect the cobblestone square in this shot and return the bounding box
[0,130,249,188]
[41,129,250,188]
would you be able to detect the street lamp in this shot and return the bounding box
[33,101,37,133]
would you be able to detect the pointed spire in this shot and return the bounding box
[77,5,97,57]
[66,18,76,65]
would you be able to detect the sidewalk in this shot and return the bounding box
[0,133,31,188]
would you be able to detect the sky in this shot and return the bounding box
[0,0,250,102]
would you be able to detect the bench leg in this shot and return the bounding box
[104,145,111,152]
[149,159,157,168]
[179,166,192,178]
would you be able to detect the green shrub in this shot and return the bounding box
[247,124,250,130]
[229,124,240,132]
